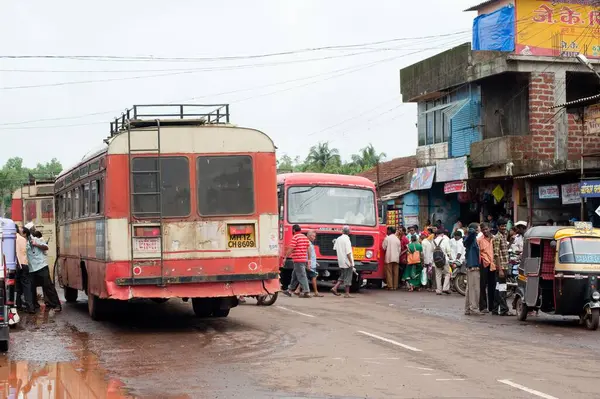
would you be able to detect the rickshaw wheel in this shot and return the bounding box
[585,309,600,331]
[257,292,278,306]
[516,297,528,321]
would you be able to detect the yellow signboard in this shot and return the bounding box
[515,0,600,58]
[492,185,505,202]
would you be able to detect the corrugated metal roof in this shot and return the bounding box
[551,93,600,109]
[380,189,411,202]
[464,0,500,11]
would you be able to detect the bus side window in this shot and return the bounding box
[277,185,284,220]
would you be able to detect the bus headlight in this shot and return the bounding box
[365,250,374,259]
[592,291,600,301]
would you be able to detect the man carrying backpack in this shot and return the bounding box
[432,229,452,295]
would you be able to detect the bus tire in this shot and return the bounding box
[64,287,78,303]
[213,308,230,318]
[0,340,8,353]
[88,293,107,321]
[192,298,213,318]
[350,273,362,293]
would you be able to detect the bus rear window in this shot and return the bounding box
[197,155,254,216]
[132,157,190,217]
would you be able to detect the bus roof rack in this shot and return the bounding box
[110,104,230,136]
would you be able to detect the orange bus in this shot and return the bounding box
[277,173,380,291]
[54,104,279,320]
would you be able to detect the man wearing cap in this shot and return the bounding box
[432,229,452,295]
[331,226,355,298]
[511,221,527,253]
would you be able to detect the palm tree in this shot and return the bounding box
[351,144,386,171]
[305,142,341,171]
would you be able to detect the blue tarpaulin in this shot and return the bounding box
[472,5,515,52]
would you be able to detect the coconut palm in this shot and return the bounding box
[305,142,341,171]
[351,144,386,171]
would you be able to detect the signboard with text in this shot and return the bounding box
[444,181,467,194]
[515,0,600,59]
[586,104,600,135]
[580,180,600,198]
[410,166,436,191]
[562,183,581,204]
[538,185,560,199]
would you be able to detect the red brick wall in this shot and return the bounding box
[567,111,600,160]
[529,72,556,159]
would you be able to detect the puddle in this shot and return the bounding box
[0,356,190,398]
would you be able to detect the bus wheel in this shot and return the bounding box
[64,287,78,303]
[213,308,230,318]
[350,273,362,293]
[192,298,213,318]
[0,340,8,352]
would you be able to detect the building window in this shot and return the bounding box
[132,157,190,217]
[197,155,254,216]
[41,199,53,223]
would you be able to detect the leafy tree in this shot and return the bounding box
[351,144,387,171]
[305,142,341,172]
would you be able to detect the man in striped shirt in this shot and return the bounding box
[282,224,311,298]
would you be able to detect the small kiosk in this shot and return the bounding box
[0,218,19,351]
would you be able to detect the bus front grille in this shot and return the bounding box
[314,233,374,256]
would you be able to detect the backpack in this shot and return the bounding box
[433,238,446,268]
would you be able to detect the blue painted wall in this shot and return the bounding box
[402,192,419,226]
[428,184,460,232]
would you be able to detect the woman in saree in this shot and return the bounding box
[403,234,423,291]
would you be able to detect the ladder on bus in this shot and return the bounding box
[127,119,165,286]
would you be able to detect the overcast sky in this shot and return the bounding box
[0,0,476,169]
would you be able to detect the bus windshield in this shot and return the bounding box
[287,186,376,226]
[559,237,600,264]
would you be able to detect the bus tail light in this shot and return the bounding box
[134,226,161,237]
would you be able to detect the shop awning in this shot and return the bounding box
[380,189,411,202]
[514,170,567,179]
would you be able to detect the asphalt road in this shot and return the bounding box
[3,287,600,398]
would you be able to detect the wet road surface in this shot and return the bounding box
[2,287,600,398]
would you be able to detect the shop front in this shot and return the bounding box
[432,157,469,231]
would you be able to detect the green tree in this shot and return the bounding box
[305,142,341,172]
[350,144,387,171]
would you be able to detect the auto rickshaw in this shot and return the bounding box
[513,223,600,330]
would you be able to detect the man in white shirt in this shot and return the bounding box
[331,226,355,298]
[432,229,452,295]
[382,226,401,290]
[511,221,527,253]
[449,230,466,264]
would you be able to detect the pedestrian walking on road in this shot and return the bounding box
[23,226,61,312]
[463,223,481,315]
[398,227,409,283]
[477,223,496,313]
[432,229,452,295]
[331,226,355,298]
[402,235,423,292]
[421,231,434,291]
[15,225,34,313]
[306,230,323,297]
[492,219,512,316]
[382,226,401,290]
[283,225,311,298]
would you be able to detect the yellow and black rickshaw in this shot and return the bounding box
[514,223,600,330]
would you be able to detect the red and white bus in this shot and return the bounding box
[277,173,380,291]
[54,105,279,319]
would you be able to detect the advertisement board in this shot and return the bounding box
[410,166,436,191]
[538,185,560,199]
[435,157,469,183]
[561,183,581,204]
[515,0,600,59]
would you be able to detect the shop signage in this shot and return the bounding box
[515,0,600,59]
[444,181,467,194]
[538,185,559,200]
[561,183,580,205]
[580,180,600,198]
[435,157,468,183]
[586,104,600,135]
[409,166,435,191]
[492,185,505,202]
[404,215,419,228]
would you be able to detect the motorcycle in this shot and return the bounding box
[506,250,520,299]
[451,258,467,296]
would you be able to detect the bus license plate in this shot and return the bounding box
[353,247,366,260]
[134,238,160,252]
[227,224,256,249]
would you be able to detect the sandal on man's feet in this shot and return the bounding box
[344,294,354,298]
[282,290,292,297]
[313,293,324,297]
[330,289,341,296]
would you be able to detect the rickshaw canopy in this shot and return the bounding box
[524,226,600,241]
